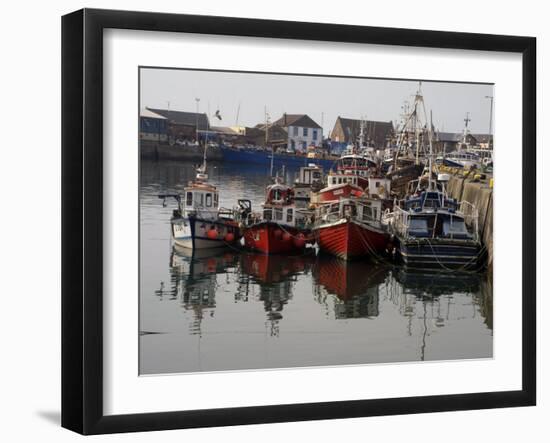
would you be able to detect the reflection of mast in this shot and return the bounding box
[420,301,428,361]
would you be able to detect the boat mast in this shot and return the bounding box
[419,93,434,191]
[195,98,200,144]
[359,117,365,149]
[266,107,274,177]
[414,82,423,165]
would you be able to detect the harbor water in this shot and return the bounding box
[140,160,493,375]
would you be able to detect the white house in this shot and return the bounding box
[273,114,323,152]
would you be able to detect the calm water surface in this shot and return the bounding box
[140,160,493,375]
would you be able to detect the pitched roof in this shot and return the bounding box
[210,126,239,135]
[146,107,209,128]
[140,108,167,119]
[273,114,322,129]
[436,132,462,142]
[471,133,492,143]
[333,117,394,143]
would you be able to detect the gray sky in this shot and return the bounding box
[140,67,494,135]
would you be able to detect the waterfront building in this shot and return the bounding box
[330,117,394,153]
[139,108,168,142]
[146,107,209,141]
[272,113,323,152]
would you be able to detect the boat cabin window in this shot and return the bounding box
[408,218,429,237]
[331,177,337,185]
[272,189,283,201]
[275,208,283,221]
[312,171,321,180]
[343,204,356,217]
[362,205,378,221]
[186,192,193,206]
[263,209,273,221]
[214,193,218,207]
[362,206,373,221]
[423,192,441,209]
[197,193,204,207]
[286,208,293,223]
[442,218,471,239]
[205,193,212,207]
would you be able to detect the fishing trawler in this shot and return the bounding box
[312,195,390,261]
[389,109,482,270]
[314,124,379,204]
[242,176,312,254]
[158,151,241,250]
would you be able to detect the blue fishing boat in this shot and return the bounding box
[388,92,483,271]
[390,188,482,270]
[220,144,337,170]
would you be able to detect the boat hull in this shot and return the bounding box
[220,145,336,169]
[398,239,481,270]
[314,218,389,260]
[243,222,307,254]
[171,215,241,250]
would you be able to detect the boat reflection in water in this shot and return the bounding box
[237,251,315,336]
[156,245,240,335]
[312,255,390,319]
[149,244,492,371]
[391,268,492,361]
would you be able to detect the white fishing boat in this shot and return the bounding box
[159,147,243,250]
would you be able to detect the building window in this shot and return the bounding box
[312,129,317,140]
[303,127,308,137]
[293,126,298,136]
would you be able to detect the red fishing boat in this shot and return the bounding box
[313,196,389,260]
[313,150,380,203]
[242,178,312,254]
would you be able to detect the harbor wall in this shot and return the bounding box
[140,140,223,162]
[447,175,493,268]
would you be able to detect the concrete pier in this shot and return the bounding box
[447,175,493,269]
[140,140,223,162]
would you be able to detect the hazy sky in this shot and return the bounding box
[140,68,494,135]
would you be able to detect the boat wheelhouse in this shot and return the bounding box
[293,164,324,208]
[242,178,312,254]
[312,196,390,261]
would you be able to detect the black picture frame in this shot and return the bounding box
[61,8,536,435]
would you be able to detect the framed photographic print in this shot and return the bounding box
[61,8,536,435]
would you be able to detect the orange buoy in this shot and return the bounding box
[207,228,218,240]
[282,232,292,241]
[274,229,283,239]
[293,233,306,248]
[207,258,217,272]
[224,232,235,242]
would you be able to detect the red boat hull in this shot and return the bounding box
[243,222,307,254]
[314,218,389,260]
